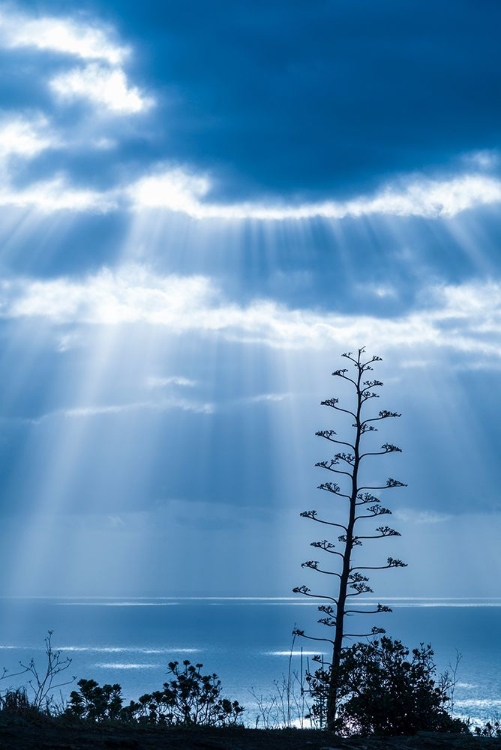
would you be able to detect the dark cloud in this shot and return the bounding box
[6,0,501,202]
[103,0,501,200]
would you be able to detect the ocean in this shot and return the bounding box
[0,597,499,727]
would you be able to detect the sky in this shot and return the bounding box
[0,0,500,599]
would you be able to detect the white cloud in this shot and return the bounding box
[64,403,144,418]
[1,266,214,323]
[394,508,451,524]
[0,9,152,118]
[346,175,501,219]
[0,114,58,159]
[248,393,290,404]
[56,333,83,352]
[64,401,213,418]
[146,376,197,389]
[128,169,501,221]
[50,64,154,115]
[0,174,116,212]
[355,282,398,300]
[43,397,214,420]
[2,265,501,364]
[0,9,128,64]
[129,169,211,214]
[0,160,498,218]
[462,150,500,170]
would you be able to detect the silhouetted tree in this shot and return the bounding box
[306,637,468,736]
[294,348,406,731]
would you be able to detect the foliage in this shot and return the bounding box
[131,660,244,727]
[66,660,244,727]
[294,348,406,728]
[474,720,501,738]
[66,679,128,722]
[1,630,74,715]
[0,687,43,722]
[306,636,469,736]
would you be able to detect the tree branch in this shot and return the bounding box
[317,483,351,499]
[315,431,355,450]
[310,540,345,558]
[301,510,348,532]
[321,399,357,420]
[301,560,342,577]
[293,585,338,603]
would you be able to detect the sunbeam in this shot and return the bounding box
[0,0,499,631]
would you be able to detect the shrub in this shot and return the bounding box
[129,660,244,727]
[0,631,74,719]
[66,679,128,722]
[66,660,244,727]
[475,720,501,738]
[306,636,469,736]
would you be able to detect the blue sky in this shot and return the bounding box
[0,0,500,599]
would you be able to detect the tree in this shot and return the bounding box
[294,348,406,731]
[306,637,468,736]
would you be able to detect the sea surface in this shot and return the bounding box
[0,597,499,727]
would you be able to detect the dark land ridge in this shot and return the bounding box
[0,723,499,750]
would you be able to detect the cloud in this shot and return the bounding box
[247,393,290,404]
[50,64,154,115]
[146,376,197,389]
[63,400,214,417]
[462,150,500,170]
[355,283,398,300]
[0,8,152,120]
[0,266,215,323]
[3,163,497,218]
[129,169,211,215]
[42,397,214,420]
[0,174,115,211]
[129,169,501,220]
[2,265,501,364]
[63,403,144,418]
[394,509,452,525]
[0,3,500,212]
[0,114,58,159]
[0,8,128,64]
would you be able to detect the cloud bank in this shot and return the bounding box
[0,5,498,221]
[2,266,501,363]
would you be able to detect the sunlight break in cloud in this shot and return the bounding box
[3,266,501,364]
[0,8,128,64]
[50,64,154,115]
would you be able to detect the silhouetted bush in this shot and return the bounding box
[306,636,469,735]
[0,687,40,721]
[66,660,244,727]
[475,720,501,738]
[65,679,128,722]
[129,660,244,727]
[0,631,73,716]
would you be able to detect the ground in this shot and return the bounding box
[0,723,498,750]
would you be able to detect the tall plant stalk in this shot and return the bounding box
[294,348,406,730]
